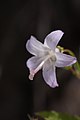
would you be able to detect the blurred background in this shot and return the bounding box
[0,0,80,119]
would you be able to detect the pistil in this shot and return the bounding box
[29,52,55,80]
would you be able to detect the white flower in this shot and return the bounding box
[26,30,77,88]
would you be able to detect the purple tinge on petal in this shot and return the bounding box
[26,36,49,56]
[26,56,45,80]
[42,60,58,88]
[44,30,64,50]
[55,52,77,67]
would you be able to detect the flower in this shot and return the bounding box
[26,30,77,88]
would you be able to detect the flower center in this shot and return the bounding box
[48,50,56,62]
[29,50,56,80]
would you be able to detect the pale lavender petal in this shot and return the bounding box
[26,56,45,80]
[26,56,44,71]
[55,52,77,67]
[26,36,49,56]
[42,60,58,88]
[44,30,64,50]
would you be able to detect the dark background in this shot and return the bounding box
[0,0,80,120]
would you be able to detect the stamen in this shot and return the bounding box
[33,54,53,74]
[29,52,55,80]
[34,61,45,74]
[29,61,45,80]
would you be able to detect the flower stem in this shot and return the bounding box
[62,48,80,79]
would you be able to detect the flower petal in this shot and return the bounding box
[44,30,64,49]
[42,60,58,88]
[26,56,45,80]
[26,36,49,56]
[55,52,77,67]
[27,56,45,71]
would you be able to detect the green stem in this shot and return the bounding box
[62,49,75,56]
[62,49,80,79]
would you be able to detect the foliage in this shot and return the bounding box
[36,111,80,120]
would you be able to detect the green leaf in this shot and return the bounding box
[36,111,80,120]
